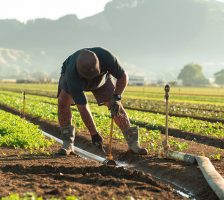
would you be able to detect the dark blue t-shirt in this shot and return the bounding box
[61,47,125,105]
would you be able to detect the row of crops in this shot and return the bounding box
[1,83,224,98]
[88,96,224,122]
[0,90,162,151]
[0,109,54,150]
[1,84,224,122]
[1,90,223,144]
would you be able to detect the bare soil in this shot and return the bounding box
[0,146,185,200]
[0,104,223,199]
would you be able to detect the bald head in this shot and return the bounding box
[76,49,100,79]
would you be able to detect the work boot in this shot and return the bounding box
[58,125,75,155]
[123,127,148,155]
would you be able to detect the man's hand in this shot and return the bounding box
[110,95,122,117]
[110,101,122,117]
[91,133,104,150]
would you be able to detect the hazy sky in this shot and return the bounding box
[0,0,224,23]
[0,0,112,22]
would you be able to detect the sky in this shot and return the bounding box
[0,0,112,22]
[0,0,224,23]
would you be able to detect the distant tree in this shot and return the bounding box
[177,63,209,86]
[214,69,224,85]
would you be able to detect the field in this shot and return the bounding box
[0,83,223,199]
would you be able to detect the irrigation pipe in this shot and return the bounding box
[165,151,224,200]
[196,156,224,200]
[166,150,196,164]
[42,131,126,167]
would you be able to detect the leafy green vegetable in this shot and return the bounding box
[0,110,54,150]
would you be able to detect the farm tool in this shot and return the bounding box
[162,84,170,152]
[103,116,117,166]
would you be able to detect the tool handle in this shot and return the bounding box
[107,117,114,160]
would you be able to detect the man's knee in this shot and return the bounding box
[58,90,73,106]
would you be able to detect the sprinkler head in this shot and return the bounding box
[164,84,170,93]
[164,84,170,100]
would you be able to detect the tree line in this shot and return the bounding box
[177,63,224,86]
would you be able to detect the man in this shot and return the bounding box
[57,47,148,156]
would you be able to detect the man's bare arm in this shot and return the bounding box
[114,71,128,95]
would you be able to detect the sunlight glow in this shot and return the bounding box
[0,0,112,22]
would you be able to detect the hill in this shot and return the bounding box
[1,0,224,81]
